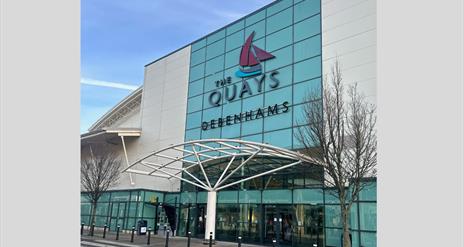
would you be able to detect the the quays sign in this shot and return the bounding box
[201,31,290,131]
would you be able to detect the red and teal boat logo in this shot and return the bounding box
[236,31,275,78]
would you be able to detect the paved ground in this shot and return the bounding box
[81,229,267,247]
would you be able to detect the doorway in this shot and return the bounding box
[264,205,295,246]
[109,202,127,231]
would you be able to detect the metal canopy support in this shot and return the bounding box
[122,139,321,241]
[120,135,134,185]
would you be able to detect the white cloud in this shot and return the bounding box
[81,78,139,91]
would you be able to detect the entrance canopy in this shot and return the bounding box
[122,139,321,192]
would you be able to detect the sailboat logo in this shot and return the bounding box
[236,31,275,78]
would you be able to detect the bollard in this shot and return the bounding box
[237,236,242,247]
[165,229,170,247]
[116,225,120,240]
[272,239,277,247]
[91,223,95,236]
[81,223,84,235]
[103,224,107,238]
[209,232,213,247]
[187,232,191,247]
[147,227,152,245]
[131,226,135,242]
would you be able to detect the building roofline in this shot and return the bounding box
[144,0,282,67]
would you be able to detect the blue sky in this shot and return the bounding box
[81,0,274,133]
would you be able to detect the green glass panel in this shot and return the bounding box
[130,191,140,201]
[207,29,226,45]
[185,128,201,141]
[326,228,343,247]
[245,19,265,40]
[245,9,265,26]
[192,38,206,51]
[351,203,359,230]
[221,123,241,139]
[225,47,241,69]
[144,191,163,203]
[180,191,197,204]
[238,190,261,203]
[325,205,342,228]
[294,34,321,62]
[293,126,318,149]
[95,216,107,227]
[226,20,244,35]
[266,0,292,17]
[361,232,376,247]
[293,56,321,83]
[111,191,130,202]
[187,95,203,113]
[241,133,263,143]
[325,190,340,203]
[262,189,292,203]
[263,128,292,148]
[226,30,244,52]
[264,64,292,90]
[191,47,206,66]
[266,7,292,34]
[263,110,292,132]
[241,118,263,136]
[205,55,224,75]
[242,93,263,112]
[266,26,293,52]
[206,39,225,60]
[265,85,292,106]
[204,72,224,93]
[197,192,208,203]
[186,111,202,130]
[189,63,204,82]
[81,194,90,203]
[164,193,179,205]
[188,79,204,98]
[81,203,92,215]
[351,230,360,247]
[218,191,238,203]
[359,203,376,231]
[222,99,241,116]
[293,77,322,104]
[96,203,109,215]
[359,182,377,201]
[128,202,138,217]
[201,127,221,139]
[264,45,292,71]
[202,105,222,122]
[294,0,321,23]
[294,14,320,42]
[293,189,324,204]
[225,66,241,83]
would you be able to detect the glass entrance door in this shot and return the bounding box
[109,202,127,231]
[264,205,295,246]
[195,204,206,239]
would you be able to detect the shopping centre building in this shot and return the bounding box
[81,0,377,246]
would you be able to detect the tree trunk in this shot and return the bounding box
[341,206,351,247]
[89,201,97,236]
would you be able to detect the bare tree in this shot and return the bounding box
[81,145,122,235]
[295,60,377,247]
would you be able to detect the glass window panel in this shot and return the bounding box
[226,30,244,52]
[186,111,202,130]
[201,126,221,139]
[325,205,342,228]
[202,106,222,122]
[361,232,376,247]
[241,118,263,136]
[294,34,321,62]
[222,99,241,116]
[350,203,359,230]
[205,55,224,75]
[226,20,244,35]
[204,72,224,93]
[188,79,204,98]
[130,191,140,201]
[197,192,208,203]
[203,88,223,109]
[225,66,242,83]
[293,189,324,204]
[326,228,342,247]
[264,111,292,132]
[192,38,206,51]
[241,133,262,143]
[265,64,292,89]
[265,85,292,106]
[189,63,204,82]
[294,14,321,42]
[262,189,292,204]
[293,55,321,83]
[221,123,241,139]
[245,9,265,26]
[294,0,321,23]
[325,190,340,203]
[207,29,225,44]
[111,191,130,201]
[218,191,238,203]
[187,95,203,113]
[180,191,197,204]
[191,47,206,66]
[96,203,109,215]
[266,0,292,16]
[245,19,265,40]
[99,192,111,202]
[264,46,292,71]
[266,8,292,34]
[225,48,241,69]
[81,203,92,215]
[242,94,263,112]
[359,203,376,231]
[359,182,377,201]
[293,100,322,126]
[293,126,319,149]
[293,77,322,104]
[266,26,293,52]
[185,128,201,141]
[144,191,163,203]
[128,202,138,217]
[81,194,90,203]
[263,128,292,148]
[206,39,225,60]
